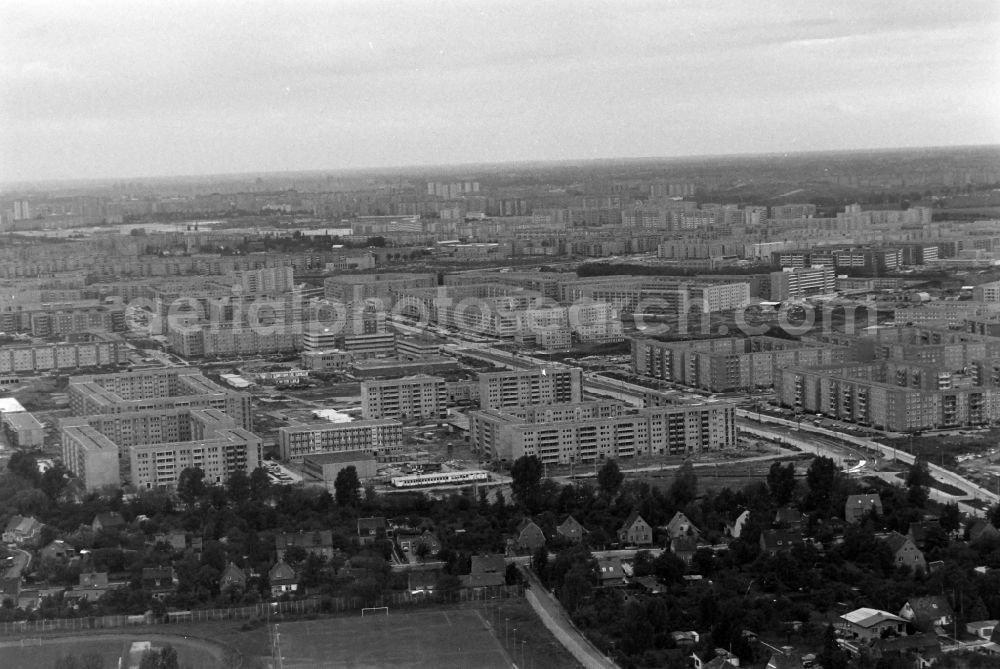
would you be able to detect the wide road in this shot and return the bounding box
[739,411,998,514]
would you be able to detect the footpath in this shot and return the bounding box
[519,567,617,669]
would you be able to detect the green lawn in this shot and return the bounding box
[274,608,512,669]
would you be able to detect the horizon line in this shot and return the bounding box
[4,142,999,192]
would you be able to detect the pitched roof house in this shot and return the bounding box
[92,512,126,533]
[968,520,1000,543]
[618,511,653,546]
[725,510,750,539]
[838,607,908,641]
[276,530,337,560]
[899,596,954,632]
[557,515,586,543]
[514,519,546,553]
[220,562,248,592]
[268,561,298,596]
[845,494,882,524]
[141,567,177,599]
[759,529,802,555]
[460,553,506,589]
[2,515,44,546]
[773,507,804,529]
[596,557,625,586]
[40,540,77,562]
[663,512,700,540]
[884,532,926,573]
[671,536,699,564]
[357,517,386,546]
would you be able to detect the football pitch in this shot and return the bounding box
[273,608,513,669]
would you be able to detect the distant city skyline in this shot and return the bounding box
[2,0,999,183]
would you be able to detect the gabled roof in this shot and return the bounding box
[220,562,247,587]
[841,607,906,628]
[767,652,800,669]
[760,529,802,551]
[846,493,882,509]
[470,554,505,575]
[269,561,297,583]
[664,511,700,537]
[619,510,648,533]
[902,596,953,623]
[357,517,385,531]
[557,515,585,534]
[885,531,918,555]
[969,520,1000,542]
[774,507,803,524]
[516,518,543,535]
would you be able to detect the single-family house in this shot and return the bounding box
[269,561,298,597]
[663,512,700,540]
[838,607,908,641]
[671,536,698,564]
[40,540,77,563]
[766,651,801,669]
[845,494,882,524]
[514,519,546,553]
[618,511,653,546]
[870,633,941,667]
[2,515,44,546]
[141,567,177,599]
[968,520,1000,543]
[759,529,802,555]
[460,553,506,589]
[219,562,247,593]
[557,515,586,544]
[398,530,442,558]
[899,596,954,633]
[152,531,186,552]
[357,517,386,546]
[70,572,111,602]
[276,530,337,561]
[773,507,804,529]
[596,557,625,586]
[907,521,942,550]
[92,512,125,534]
[885,532,926,573]
[407,570,442,594]
[725,510,750,539]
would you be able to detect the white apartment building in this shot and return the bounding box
[361,375,447,421]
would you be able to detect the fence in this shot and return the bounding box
[0,584,525,636]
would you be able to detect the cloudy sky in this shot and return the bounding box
[2,0,999,182]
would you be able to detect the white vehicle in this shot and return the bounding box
[390,470,490,488]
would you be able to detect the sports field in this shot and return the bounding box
[274,608,512,669]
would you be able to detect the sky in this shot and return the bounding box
[2,0,999,182]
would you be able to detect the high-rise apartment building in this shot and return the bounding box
[278,420,403,462]
[477,365,583,411]
[468,399,736,464]
[361,375,447,421]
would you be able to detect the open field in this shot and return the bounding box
[274,608,511,669]
[0,633,222,669]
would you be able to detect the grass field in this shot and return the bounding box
[0,634,220,669]
[274,608,512,669]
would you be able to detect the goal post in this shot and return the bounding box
[361,606,389,617]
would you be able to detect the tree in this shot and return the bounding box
[597,459,624,498]
[510,456,543,511]
[176,467,206,506]
[249,466,271,502]
[669,460,698,507]
[906,457,931,508]
[8,450,40,485]
[334,466,361,507]
[226,469,251,504]
[939,502,961,534]
[139,646,179,669]
[817,624,848,669]
[766,462,796,506]
[805,456,839,514]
